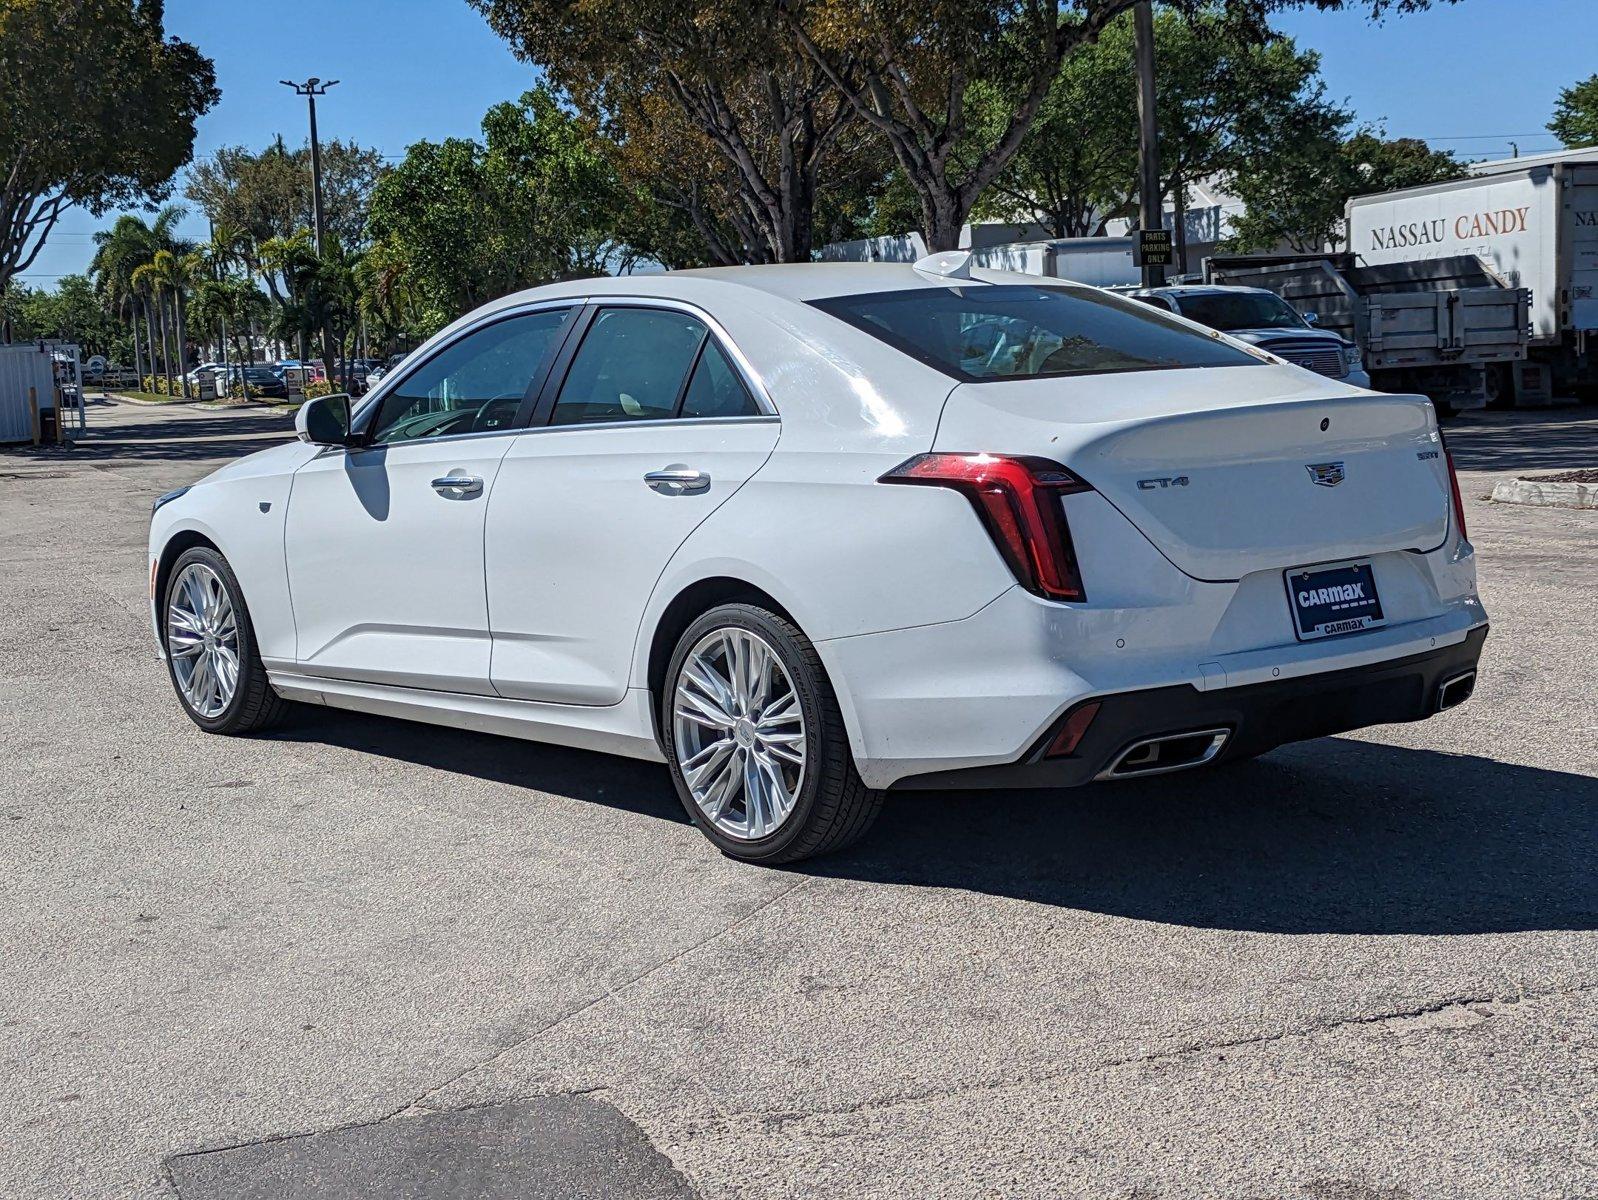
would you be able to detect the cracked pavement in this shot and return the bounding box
[2,399,1595,1198]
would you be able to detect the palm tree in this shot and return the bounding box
[91,207,186,389]
[192,276,267,400]
[133,249,205,398]
[259,231,318,361]
[130,259,172,393]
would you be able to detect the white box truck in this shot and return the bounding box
[1346,149,1598,400]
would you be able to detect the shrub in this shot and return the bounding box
[303,379,337,400]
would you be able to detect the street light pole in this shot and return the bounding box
[1133,1,1167,287]
[280,77,340,388]
[280,77,338,255]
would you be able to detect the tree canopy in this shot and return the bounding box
[1225,130,1464,252]
[975,7,1345,239]
[469,0,866,263]
[0,0,217,292]
[1548,73,1598,149]
[0,273,120,354]
[364,86,628,327]
[185,137,388,253]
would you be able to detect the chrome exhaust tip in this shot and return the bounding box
[1097,728,1231,781]
[1437,670,1477,712]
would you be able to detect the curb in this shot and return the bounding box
[1490,478,1598,510]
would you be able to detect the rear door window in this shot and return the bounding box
[811,284,1260,381]
[680,341,761,419]
[549,307,708,425]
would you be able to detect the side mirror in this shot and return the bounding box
[296,393,353,446]
[1300,310,1320,326]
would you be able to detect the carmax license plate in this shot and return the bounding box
[1285,561,1386,641]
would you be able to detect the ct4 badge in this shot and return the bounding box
[1306,461,1345,488]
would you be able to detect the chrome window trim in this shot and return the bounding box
[515,414,781,438]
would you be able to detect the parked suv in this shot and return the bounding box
[1124,285,1370,388]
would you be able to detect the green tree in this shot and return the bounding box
[354,239,428,353]
[471,0,859,263]
[132,248,203,396]
[1,275,117,354]
[1549,74,1598,149]
[366,86,628,327]
[0,0,217,294]
[185,137,388,252]
[90,207,185,380]
[257,230,318,360]
[1225,130,1464,252]
[783,0,1460,251]
[190,276,267,378]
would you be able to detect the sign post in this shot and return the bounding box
[1133,0,1167,287]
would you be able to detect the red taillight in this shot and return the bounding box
[1044,701,1101,758]
[880,452,1093,601]
[1445,448,1467,542]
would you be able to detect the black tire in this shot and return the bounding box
[162,545,290,735]
[1483,364,1513,410]
[661,603,883,865]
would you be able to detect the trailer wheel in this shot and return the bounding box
[1484,364,1513,410]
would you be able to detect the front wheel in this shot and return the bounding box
[163,546,289,735]
[662,603,883,864]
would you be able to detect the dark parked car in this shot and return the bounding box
[221,366,289,399]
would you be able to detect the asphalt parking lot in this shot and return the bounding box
[3,397,1595,1199]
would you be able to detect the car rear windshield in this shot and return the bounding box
[810,284,1259,381]
[1174,292,1306,332]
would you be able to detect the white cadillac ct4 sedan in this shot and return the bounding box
[149,255,1487,863]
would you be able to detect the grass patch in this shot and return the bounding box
[107,390,191,404]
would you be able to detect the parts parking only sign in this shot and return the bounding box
[1135,228,1173,267]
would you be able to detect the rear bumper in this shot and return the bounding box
[893,625,1487,790]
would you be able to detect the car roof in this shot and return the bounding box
[490,261,1089,311]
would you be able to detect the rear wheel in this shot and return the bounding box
[1483,363,1513,410]
[663,603,883,864]
[163,546,289,735]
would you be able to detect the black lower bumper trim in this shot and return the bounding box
[894,625,1488,791]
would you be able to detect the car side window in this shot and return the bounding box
[549,308,707,426]
[368,308,571,445]
[680,340,761,419]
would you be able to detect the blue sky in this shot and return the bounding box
[24,0,1593,286]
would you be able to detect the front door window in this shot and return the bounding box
[369,308,571,444]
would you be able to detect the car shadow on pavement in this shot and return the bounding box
[273,707,1596,938]
[267,706,690,826]
[826,737,1598,937]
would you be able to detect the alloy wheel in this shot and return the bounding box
[166,562,240,719]
[672,627,807,841]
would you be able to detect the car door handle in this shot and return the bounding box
[644,467,711,495]
[431,474,483,495]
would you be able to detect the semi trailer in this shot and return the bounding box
[1345,148,1598,401]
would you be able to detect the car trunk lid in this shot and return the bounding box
[933,365,1451,582]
